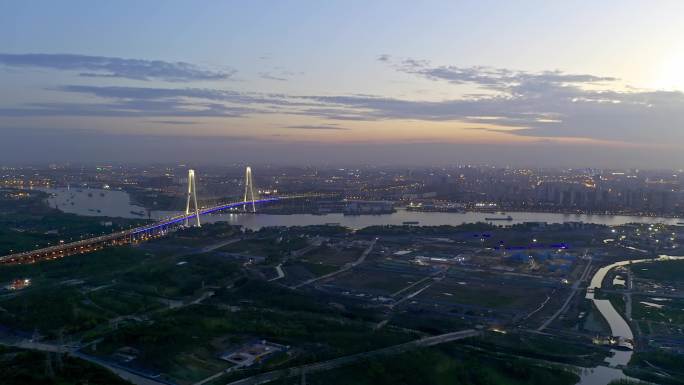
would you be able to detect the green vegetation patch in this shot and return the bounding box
[115,251,240,298]
[631,260,684,282]
[93,302,416,383]
[0,346,132,385]
[627,350,684,385]
[283,344,579,385]
[632,295,684,325]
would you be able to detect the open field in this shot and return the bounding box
[272,342,581,385]
[0,345,133,385]
[328,267,429,294]
[631,260,684,282]
[2,217,682,384]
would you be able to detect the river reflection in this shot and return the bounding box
[576,365,633,385]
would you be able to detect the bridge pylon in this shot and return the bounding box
[243,166,256,213]
[185,169,201,227]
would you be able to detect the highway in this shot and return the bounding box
[0,195,323,265]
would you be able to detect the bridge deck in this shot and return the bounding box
[0,195,318,265]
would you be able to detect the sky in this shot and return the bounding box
[2,1,684,167]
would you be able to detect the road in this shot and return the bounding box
[0,195,328,265]
[268,263,285,282]
[625,268,633,321]
[390,270,444,309]
[537,255,593,331]
[0,339,171,385]
[391,273,435,298]
[72,351,174,385]
[291,238,377,289]
[225,329,481,385]
[198,238,241,253]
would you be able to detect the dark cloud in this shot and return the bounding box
[2,59,684,146]
[148,120,199,125]
[297,88,684,143]
[0,101,252,118]
[259,68,299,82]
[54,85,317,108]
[284,61,684,144]
[0,85,305,118]
[395,59,616,88]
[259,72,288,81]
[2,126,681,168]
[284,124,349,130]
[0,53,233,81]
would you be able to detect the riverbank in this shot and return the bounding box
[586,255,684,368]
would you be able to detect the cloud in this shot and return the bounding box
[3,58,684,146]
[3,126,681,167]
[0,101,252,118]
[0,53,233,81]
[395,59,616,88]
[0,86,257,118]
[0,85,327,118]
[259,72,288,81]
[148,120,199,125]
[287,60,684,144]
[298,88,684,143]
[259,68,299,82]
[284,124,349,130]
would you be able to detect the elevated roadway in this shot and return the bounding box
[0,195,319,265]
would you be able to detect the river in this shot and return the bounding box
[578,255,684,384]
[42,187,684,230]
[42,187,682,384]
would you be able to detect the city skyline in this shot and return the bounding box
[3,1,684,167]
[4,5,684,384]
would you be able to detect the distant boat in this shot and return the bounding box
[485,215,513,221]
[403,221,420,225]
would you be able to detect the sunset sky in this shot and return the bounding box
[2,1,684,166]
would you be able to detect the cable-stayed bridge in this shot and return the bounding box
[0,168,326,266]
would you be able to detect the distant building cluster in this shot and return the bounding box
[3,164,684,217]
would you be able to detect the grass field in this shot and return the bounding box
[631,295,684,325]
[0,345,133,385]
[631,260,684,282]
[91,300,416,383]
[275,342,580,385]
